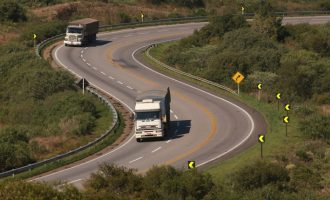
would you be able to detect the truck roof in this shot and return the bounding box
[69,18,99,25]
[136,88,170,101]
[135,101,160,111]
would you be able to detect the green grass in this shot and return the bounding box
[2,111,124,181]
[143,42,302,184]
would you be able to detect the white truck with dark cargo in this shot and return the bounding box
[134,88,171,142]
[64,18,99,46]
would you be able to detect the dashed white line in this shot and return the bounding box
[101,71,106,75]
[67,178,83,184]
[151,146,162,153]
[81,50,84,54]
[129,156,143,164]
[108,76,114,80]
[170,110,173,114]
[92,67,97,70]
[80,54,83,58]
[82,58,86,62]
[127,86,133,90]
[84,47,88,50]
[86,63,91,66]
[174,114,178,119]
[166,140,172,143]
[117,81,123,85]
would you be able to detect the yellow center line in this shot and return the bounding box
[107,41,218,169]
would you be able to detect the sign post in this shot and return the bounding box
[232,71,245,95]
[82,78,85,95]
[285,103,290,116]
[33,33,37,48]
[257,83,262,101]
[141,11,144,22]
[283,116,289,136]
[276,92,281,111]
[258,134,265,159]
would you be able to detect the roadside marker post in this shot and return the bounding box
[257,83,262,101]
[283,116,289,136]
[141,11,144,22]
[284,103,290,116]
[232,71,245,95]
[188,161,195,169]
[258,134,265,159]
[82,78,85,94]
[33,33,37,48]
[276,92,281,111]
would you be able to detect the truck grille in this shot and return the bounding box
[140,125,157,130]
[69,35,76,42]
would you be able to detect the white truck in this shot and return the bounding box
[134,88,171,142]
[64,18,99,46]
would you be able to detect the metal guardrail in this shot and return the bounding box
[0,87,118,178]
[145,45,238,95]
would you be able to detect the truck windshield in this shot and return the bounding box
[136,111,160,120]
[67,27,83,34]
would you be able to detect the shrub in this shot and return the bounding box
[300,114,330,141]
[0,0,26,22]
[231,160,290,191]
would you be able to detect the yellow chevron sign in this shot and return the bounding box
[188,161,195,169]
[276,93,281,100]
[258,134,265,143]
[285,104,290,111]
[257,83,262,90]
[283,116,289,123]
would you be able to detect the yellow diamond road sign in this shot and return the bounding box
[188,161,195,169]
[232,72,244,84]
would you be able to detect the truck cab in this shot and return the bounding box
[134,88,171,142]
[64,25,84,46]
[135,99,163,142]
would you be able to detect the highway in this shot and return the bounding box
[32,15,330,187]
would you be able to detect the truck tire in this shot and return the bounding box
[136,138,141,142]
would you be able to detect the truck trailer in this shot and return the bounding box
[64,18,99,47]
[134,88,171,142]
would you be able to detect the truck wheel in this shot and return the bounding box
[136,138,141,142]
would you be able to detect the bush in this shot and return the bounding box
[300,114,330,141]
[0,0,26,22]
[231,160,290,191]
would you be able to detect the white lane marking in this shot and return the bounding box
[174,115,178,119]
[92,66,97,70]
[127,86,133,90]
[84,47,88,50]
[129,156,143,164]
[151,146,162,153]
[132,43,255,168]
[108,75,114,80]
[81,50,84,54]
[86,63,91,66]
[80,54,83,58]
[117,81,123,85]
[31,45,135,182]
[67,178,83,184]
[170,110,173,113]
[82,58,86,62]
[101,71,106,75]
[166,140,171,143]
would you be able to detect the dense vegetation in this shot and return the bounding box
[1,161,329,199]
[0,2,112,173]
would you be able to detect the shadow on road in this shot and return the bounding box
[140,120,191,142]
[86,39,111,47]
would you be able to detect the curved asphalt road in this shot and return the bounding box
[33,16,330,187]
